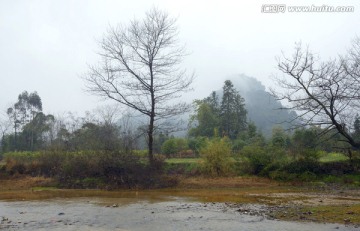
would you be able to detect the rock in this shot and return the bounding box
[58,212,65,216]
[344,218,351,223]
[112,204,118,208]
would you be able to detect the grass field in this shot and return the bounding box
[168,153,350,164]
[165,158,201,164]
[319,152,348,163]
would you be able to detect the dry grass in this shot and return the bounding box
[0,176,56,191]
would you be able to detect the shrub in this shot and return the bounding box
[241,145,270,174]
[3,150,170,189]
[132,150,148,158]
[300,149,321,161]
[299,171,318,182]
[4,151,41,175]
[161,138,188,157]
[232,139,246,152]
[188,137,207,155]
[161,139,177,157]
[281,158,321,174]
[200,137,235,177]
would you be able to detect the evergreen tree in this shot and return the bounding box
[220,80,247,139]
[189,100,219,137]
[4,91,53,151]
[354,114,360,141]
[204,91,220,115]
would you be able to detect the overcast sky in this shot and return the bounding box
[1,0,359,117]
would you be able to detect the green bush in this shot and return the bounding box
[232,139,246,152]
[161,139,177,156]
[132,150,148,158]
[161,138,188,157]
[241,145,270,174]
[200,137,235,177]
[299,171,318,182]
[188,137,207,155]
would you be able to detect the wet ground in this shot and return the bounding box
[1,193,359,231]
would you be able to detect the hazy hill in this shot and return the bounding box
[118,74,296,141]
[228,74,296,136]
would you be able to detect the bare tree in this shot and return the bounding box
[83,8,193,163]
[0,112,12,153]
[94,104,121,126]
[271,38,360,151]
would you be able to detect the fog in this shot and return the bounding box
[0,0,359,116]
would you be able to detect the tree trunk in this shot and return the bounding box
[148,114,154,165]
[148,62,155,165]
[14,122,17,150]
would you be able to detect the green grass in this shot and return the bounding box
[319,152,348,163]
[165,158,201,164]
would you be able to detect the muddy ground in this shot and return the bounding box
[1,198,359,231]
[1,176,360,230]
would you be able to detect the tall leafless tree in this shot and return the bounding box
[271,38,360,151]
[83,8,193,163]
[0,112,12,153]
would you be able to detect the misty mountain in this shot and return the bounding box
[118,74,296,140]
[228,74,297,136]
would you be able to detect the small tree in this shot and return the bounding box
[189,100,219,138]
[84,8,193,164]
[200,137,234,176]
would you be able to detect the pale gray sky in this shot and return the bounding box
[1,0,359,116]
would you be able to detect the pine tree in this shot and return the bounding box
[220,80,247,139]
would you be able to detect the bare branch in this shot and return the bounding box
[272,39,360,149]
[83,8,193,162]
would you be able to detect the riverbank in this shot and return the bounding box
[2,199,359,231]
[1,175,360,226]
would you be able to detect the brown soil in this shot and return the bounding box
[0,176,56,190]
[177,176,278,188]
